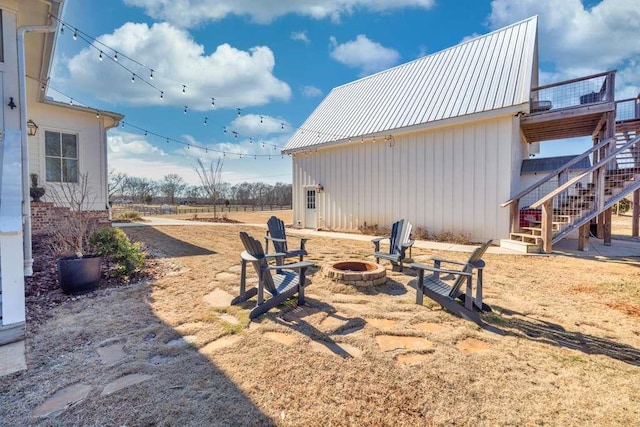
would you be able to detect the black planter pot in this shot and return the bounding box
[57,255,102,294]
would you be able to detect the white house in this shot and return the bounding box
[283,17,539,241]
[0,0,122,362]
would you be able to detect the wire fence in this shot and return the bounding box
[530,72,613,114]
[111,204,292,216]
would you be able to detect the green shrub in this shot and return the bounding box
[615,198,632,214]
[89,227,146,277]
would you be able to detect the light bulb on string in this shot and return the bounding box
[149,69,154,80]
[131,74,135,83]
[281,123,284,130]
[99,51,103,61]
[237,108,241,116]
[60,24,64,34]
[96,111,100,119]
[182,85,186,94]
[40,84,45,91]
[72,29,78,40]
[144,130,148,136]
[114,51,118,61]
[166,138,169,144]
[254,155,257,160]
[204,117,208,125]
[183,106,188,115]
[160,91,164,99]
[249,137,252,144]
[232,131,238,138]
[211,98,215,108]
[223,126,227,134]
[69,98,74,105]
[260,116,263,123]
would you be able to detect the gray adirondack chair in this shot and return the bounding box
[265,216,309,262]
[410,240,493,324]
[231,231,314,319]
[372,219,414,271]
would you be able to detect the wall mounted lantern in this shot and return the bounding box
[316,184,324,192]
[7,97,16,109]
[27,119,39,136]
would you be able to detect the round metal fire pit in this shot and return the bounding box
[323,260,386,287]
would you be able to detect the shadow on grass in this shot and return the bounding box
[122,226,216,257]
[486,307,640,366]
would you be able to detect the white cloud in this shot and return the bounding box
[302,85,323,97]
[65,22,291,110]
[291,31,310,44]
[228,114,290,136]
[330,35,400,76]
[488,0,640,95]
[107,131,292,185]
[124,0,435,27]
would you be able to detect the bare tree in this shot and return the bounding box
[160,173,186,204]
[108,169,128,200]
[123,177,157,203]
[194,157,224,217]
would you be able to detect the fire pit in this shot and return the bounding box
[323,260,386,287]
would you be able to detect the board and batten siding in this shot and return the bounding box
[292,115,522,241]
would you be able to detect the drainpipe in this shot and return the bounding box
[17,20,58,275]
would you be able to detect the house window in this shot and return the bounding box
[306,189,316,209]
[45,130,78,183]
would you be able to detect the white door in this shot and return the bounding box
[304,188,317,229]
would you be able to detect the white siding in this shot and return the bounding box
[293,115,518,241]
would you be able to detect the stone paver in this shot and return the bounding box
[101,374,154,396]
[319,316,349,332]
[0,340,26,376]
[32,383,92,418]
[375,335,435,352]
[200,335,242,353]
[216,272,238,281]
[96,344,127,366]
[281,305,322,322]
[396,353,431,365]
[219,314,240,325]
[457,338,490,354]
[412,322,449,333]
[309,340,362,358]
[366,318,399,330]
[166,335,197,348]
[203,289,235,307]
[340,343,363,358]
[264,332,298,346]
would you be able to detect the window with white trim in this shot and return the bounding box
[45,130,78,183]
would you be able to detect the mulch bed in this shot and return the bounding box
[24,233,160,331]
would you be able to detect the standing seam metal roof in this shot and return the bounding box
[283,16,537,152]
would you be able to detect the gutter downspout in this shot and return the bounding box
[17,22,57,275]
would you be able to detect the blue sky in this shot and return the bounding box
[49,0,640,185]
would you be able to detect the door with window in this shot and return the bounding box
[304,187,317,229]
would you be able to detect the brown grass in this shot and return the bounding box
[2,212,640,425]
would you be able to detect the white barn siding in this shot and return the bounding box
[293,115,519,241]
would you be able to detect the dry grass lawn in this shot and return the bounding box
[2,210,640,426]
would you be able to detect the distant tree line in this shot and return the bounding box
[108,169,292,207]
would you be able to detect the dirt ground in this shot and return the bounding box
[2,210,640,426]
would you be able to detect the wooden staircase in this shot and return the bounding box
[501,128,640,253]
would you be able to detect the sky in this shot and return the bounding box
[49,0,640,186]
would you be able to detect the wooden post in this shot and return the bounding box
[541,201,553,253]
[578,223,590,251]
[603,207,612,246]
[510,202,520,234]
[633,189,640,238]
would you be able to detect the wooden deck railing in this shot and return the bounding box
[615,95,640,122]
[529,70,616,114]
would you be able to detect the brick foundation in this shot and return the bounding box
[30,202,111,235]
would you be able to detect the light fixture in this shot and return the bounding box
[26,119,38,136]
[7,97,16,109]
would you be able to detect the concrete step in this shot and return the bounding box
[500,239,541,254]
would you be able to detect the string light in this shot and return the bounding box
[144,130,148,136]
[72,28,78,40]
[237,108,241,116]
[183,105,188,114]
[150,69,154,80]
[60,23,64,34]
[182,85,186,94]
[232,131,238,138]
[160,91,164,99]
[98,51,103,61]
[260,116,263,123]
[131,73,135,83]
[249,137,253,144]
[211,97,215,108]
[95,111,100,119]
[114,51,118,61]
[204,117,208,125]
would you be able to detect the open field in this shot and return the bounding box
[2,212,640,425]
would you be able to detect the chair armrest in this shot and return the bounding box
[266,261,314,271]
[264,252,287,260]
[265,236,287,243]
[401,240,415,249]
[409,262,472,277]
[371,237,388,243]
[429,257,466,266]
[241,251,260,262]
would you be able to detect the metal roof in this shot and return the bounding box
[521,155,591,174]
[283,16,538,153]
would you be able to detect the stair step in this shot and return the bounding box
[509,232,543,243]
[499,239,541,254]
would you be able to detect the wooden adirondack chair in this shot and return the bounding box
[232,231,314,319]
[372,219,414,271]
[265,216,309,262]
[410,240,493,324]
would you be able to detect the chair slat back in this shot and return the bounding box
[388,219,405,255]
[240,231,276,293]
[449,240,493,297]
[267,216,288,253]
